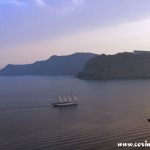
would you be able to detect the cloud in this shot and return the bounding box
[0,0,22,6]
[61,0,85,14]
[72,0,84,5]
[0,0,47,8]
[33,0,47,7]
[0,0,30,8]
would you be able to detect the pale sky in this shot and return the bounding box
[1,0,150,68]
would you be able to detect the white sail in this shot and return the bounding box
[73,96,78,102]
[52,89,78,107]
[58,96,63,103]
[63,95,68,102]
[68,94,73,102]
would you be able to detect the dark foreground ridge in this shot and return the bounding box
[0,53,96,76]
[77,51,150,80]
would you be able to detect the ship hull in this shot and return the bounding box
[52,102,77,107]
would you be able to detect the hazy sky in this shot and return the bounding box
[1,0,150,68]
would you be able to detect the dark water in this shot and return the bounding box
[1,76,150,150]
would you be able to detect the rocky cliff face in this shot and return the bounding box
[0,53,96,76]
[77,52,150,79]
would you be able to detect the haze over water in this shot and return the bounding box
[0,76,150,149]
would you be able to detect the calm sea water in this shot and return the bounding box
[0,76,150,150]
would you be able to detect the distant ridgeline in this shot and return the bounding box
[77,50,150,80]
[0,53,96,76]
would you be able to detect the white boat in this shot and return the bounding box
[52,90,78,107]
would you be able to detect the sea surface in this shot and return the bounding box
[0,76,150,150]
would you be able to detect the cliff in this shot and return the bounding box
[77,52,150,79]
[0,53,96,76]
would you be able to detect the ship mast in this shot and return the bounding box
[62,91,68,102]
[57,91,63,103]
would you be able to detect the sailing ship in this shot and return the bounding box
[52,90,78,107]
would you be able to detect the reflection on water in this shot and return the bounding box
[0,76,150,149]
